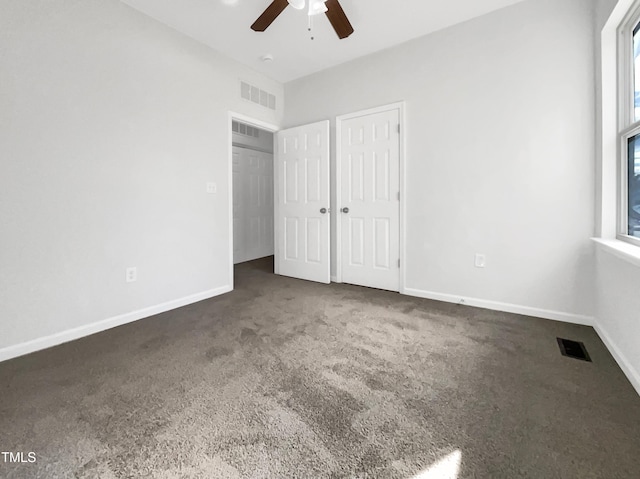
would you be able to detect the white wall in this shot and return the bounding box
[595,249,640,391]
[594,0,640,395]
[597,0,620,26]
[0,0,282,357]
[284,0,596,323]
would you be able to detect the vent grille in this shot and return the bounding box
[232,120,260,138]
[557,338,591,362]
[240,81,276,110]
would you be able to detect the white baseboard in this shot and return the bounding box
[593,323,640,396]
[330,275,338,283]
[0,285,232,363]
[402,288,594,326]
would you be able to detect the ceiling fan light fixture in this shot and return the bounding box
[287,0,305,10]
[308,0,328,16]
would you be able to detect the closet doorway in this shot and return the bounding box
[232,119,275,265]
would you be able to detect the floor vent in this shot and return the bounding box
[557,338,591,362]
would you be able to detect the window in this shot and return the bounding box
[619,6,640,245]
[626,134,640,237]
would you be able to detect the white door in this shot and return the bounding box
[275,121,330,283]
[339,108,400,291]
[233,147,274,264]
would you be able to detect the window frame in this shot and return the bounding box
[617,3,640,248]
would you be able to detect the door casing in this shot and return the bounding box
[228,112,280,289]
[335,102,406,293]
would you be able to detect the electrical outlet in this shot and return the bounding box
[126,267,137,283]
[206,182,217,194]
[474,254,486,268]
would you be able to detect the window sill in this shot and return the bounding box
[592,238,640,268]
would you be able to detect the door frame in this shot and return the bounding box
[227,112,280,289]
[334,101,406,292]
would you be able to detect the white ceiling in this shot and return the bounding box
[121,0,527,83]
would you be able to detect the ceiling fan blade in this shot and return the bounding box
[325,0,354,39]
[251,0,289,32]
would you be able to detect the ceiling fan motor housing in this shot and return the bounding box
[251,0,354,39]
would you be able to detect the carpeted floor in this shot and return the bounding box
[1,257,640,478]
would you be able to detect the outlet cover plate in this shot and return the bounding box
[126,267,137,283]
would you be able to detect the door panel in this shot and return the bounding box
[306,157,321,202]
[350,153,365,201]
[233,147,274,264]
[340,109,400,291]
[276,121,330,283]
[349,217,365,266]
[232,149,243,261]
[284,217,299,260]
[306,218,322,263]
[373,217,391,269]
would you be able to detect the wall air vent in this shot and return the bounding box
[240,81,276,110]
[232,120,260,138]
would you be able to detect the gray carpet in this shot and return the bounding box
[1,257,639,478]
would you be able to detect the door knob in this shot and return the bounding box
[341,207,349,213]
[320,208,327,214]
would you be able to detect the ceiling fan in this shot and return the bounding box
[251,0,354,39]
